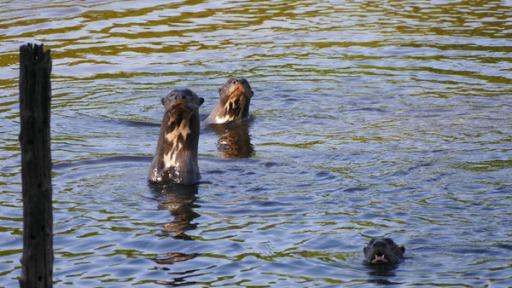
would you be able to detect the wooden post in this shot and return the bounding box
[18,43,53,288]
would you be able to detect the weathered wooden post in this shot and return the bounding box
[18,43,53,288]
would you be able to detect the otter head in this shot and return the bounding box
[364,238,405,265]
[161,88,204,110]
[148,88,204,185]
[206,78,253,124]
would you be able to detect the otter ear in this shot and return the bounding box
[399,246,405,255]
[198,97,205,106]
[161,97,167,106]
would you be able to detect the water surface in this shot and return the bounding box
[1,1,512,287]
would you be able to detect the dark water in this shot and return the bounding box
[1,1,512,287]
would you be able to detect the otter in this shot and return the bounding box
[204,78,253,124]
[210,121,254,158]
[364,237,405,265]
[148,88,204,185]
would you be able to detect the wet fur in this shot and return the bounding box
[205,78,253,124]
[149,89,203,185]
[210,121,254,158]
[364,238,405,265]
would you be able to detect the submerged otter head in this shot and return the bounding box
[205,78,253,124]
[364,238,405,265]
[148,88,204,185]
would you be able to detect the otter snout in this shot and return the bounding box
[161,88,204,108]
[223,78,253,99]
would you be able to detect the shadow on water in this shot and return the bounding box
[208,121,254,159]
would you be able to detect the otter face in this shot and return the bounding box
[215,78,253,123]
[161,88,204,109]
[364,238,405,265]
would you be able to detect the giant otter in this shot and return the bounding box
[204,78,253,124]
[364,237,405,265]
[148,88,204,185]
[210,121,254,158]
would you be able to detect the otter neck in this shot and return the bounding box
[218,94,250,122]
[154,105,200,185]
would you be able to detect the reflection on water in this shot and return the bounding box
[1,0,512,287]
[209,121,254,158]
[151,183,199,265]
[151,183,200,240]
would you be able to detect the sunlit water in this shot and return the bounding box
[1,1,512,287]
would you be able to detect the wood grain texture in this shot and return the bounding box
[19,43,53,288]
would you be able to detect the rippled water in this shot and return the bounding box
[1,1,512,287]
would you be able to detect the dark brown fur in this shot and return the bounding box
[148,89,204,185]
[364,237,405,265]
[210,122,254,158]
[204,78,253,124]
